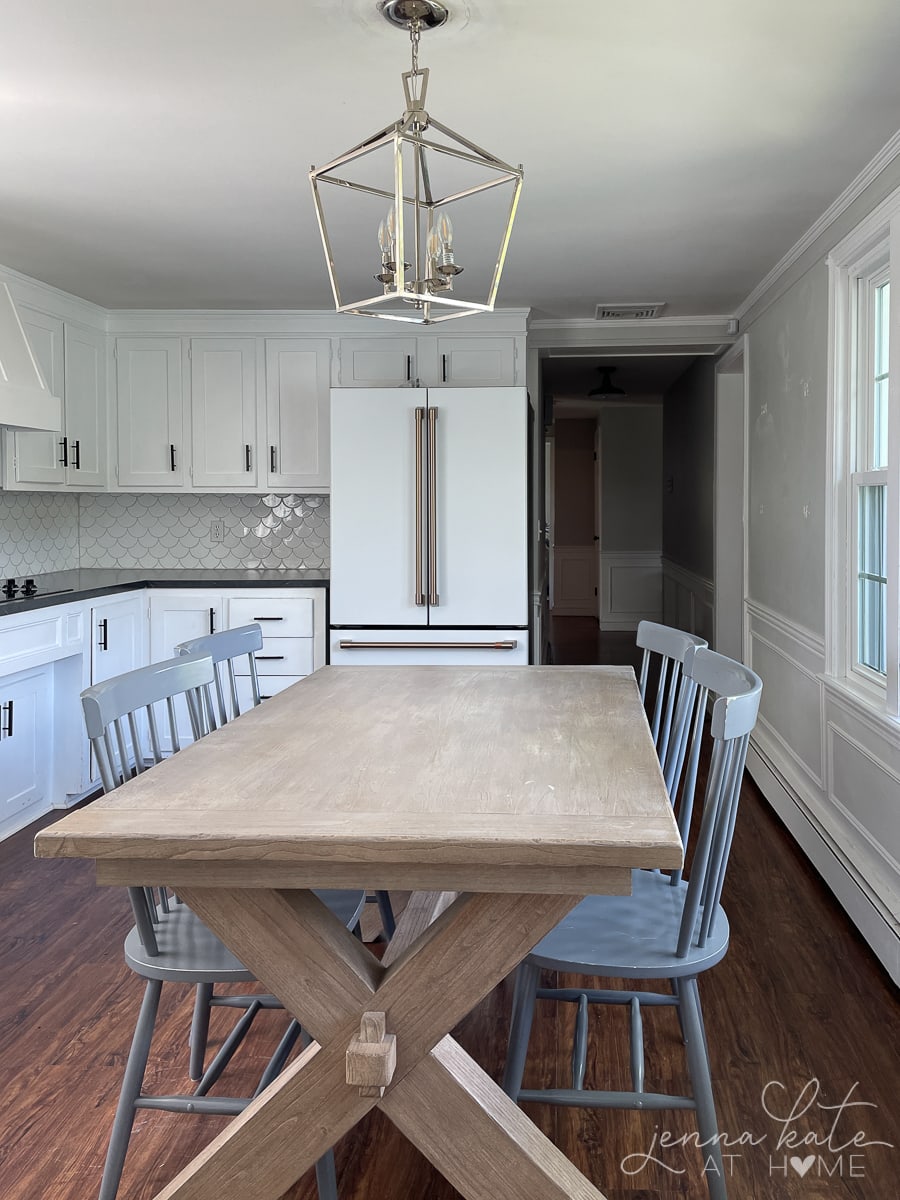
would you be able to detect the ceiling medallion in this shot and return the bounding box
[309,1,523,324]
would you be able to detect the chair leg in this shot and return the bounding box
[375,890,396,939]
[98,978,163,1200]
[314,1148,339,1200]
[501,961,540,1099]
[189,982,214,1081]
[671,977,687,1042]
[679,976,727,1200]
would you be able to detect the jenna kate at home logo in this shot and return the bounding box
[620,1079,894,1181]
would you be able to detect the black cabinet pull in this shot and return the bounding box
[209,608,216,634]
[270,445,277,473]
[98,618,109,651]
[406,354,412,382]
[255,655,285,661]
[169,444,177,472]
[245,444,252,472]
[259,694,273,700]
[1,700,12,738]
[58,437,68,467]
[441,353,448,383]
[252,615,284,621]
[72,439,81,470]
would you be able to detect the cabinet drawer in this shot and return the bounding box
[234,637,314,676]
[236,674,305,708]
[228,597,314,638]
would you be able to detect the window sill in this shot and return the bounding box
[822,673,900,739]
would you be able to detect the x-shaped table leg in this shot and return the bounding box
[155,887,608,1200]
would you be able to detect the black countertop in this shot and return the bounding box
[0,568,329,618]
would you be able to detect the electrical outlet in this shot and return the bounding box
[210,519,225,544]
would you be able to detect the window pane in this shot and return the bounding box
[858,483,887,674]
[873,281,889,469]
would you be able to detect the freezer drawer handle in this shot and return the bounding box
[338,639,518,651]
[428,405,439,606]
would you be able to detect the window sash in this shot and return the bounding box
[853,473,887,678]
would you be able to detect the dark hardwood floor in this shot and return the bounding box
[2,621,897,1199]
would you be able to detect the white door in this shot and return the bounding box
[149,592,224,751]
[0,666,51,821]
[191,339,258,488]
[116,338,185,486]
[431,388,528,627]
[90,594,146,780]
[330,388,428,626]
[265,339,331,490]
[7,309,66,486]
[65,324,106,487]
[337,338,417,386]
[435,337,517,386]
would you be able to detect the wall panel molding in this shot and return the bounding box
[599,551,662,631]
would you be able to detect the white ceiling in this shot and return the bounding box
[3,1,900,317]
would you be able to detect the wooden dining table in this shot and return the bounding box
[35,664,683,1200]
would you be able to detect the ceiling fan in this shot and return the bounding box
[588,366,627,398]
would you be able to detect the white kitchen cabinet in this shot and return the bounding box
[91,593,145,685]
[434,337,517,386]
[265,339,331,491]
[336,337,418,387]
[88,592,146,782]
[63,325,108,488]
[190,338,258,488]
[227,589,324,699]
[0,665,52,827]
[149,591,223,662]
[116,337,186,487]
[334,335,519,387]
[3,313,107,490]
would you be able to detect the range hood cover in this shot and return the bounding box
[0,283,62,431]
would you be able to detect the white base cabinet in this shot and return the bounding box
[0,666,52,829]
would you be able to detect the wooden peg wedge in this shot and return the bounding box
[346,1010,397,1097]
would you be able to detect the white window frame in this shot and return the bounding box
[827,188,900,718]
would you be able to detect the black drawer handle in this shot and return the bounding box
[253,616,284,621]
[1,700,13,738]
[256,655,285,661]
[98,618,109,651]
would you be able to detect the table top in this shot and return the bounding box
[35,665,682,892]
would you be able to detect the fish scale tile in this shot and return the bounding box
[78,494,329,569]
[0,493,80,576]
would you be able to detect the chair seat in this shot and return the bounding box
[527,870,730,978]
[125,889,366,983]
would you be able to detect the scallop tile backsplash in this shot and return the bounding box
[0,492,80,576]
[78,494,329,569]
[0,492,329,575]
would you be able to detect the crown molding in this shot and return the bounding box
[736,128,900,321]
[0,263,108,331]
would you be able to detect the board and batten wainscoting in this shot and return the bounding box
[745,598,900,983]
[598,551,663,631]
[662,557,715,646]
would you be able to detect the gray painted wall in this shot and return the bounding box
[747,262,828,635]
[553,418,596,545]
[600,405,662,551]
[662,359,715,580]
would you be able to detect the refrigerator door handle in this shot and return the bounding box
[428,405,440,606]
[414,406,427,606]
[338,639,519,651]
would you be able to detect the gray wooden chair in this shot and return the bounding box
[82,652,364,1200]
[177,623,397,943]
[501,647,762,1200]
[637,619,707,774]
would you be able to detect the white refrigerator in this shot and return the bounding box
[329,386,529,664]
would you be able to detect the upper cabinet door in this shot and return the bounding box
[265,339,331,491]
[190,338,258,488]
[336,337,417,387]
[435,337,517,387]
[116,338,185,487]
[64,324,106,487]
[7,309,66,486]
